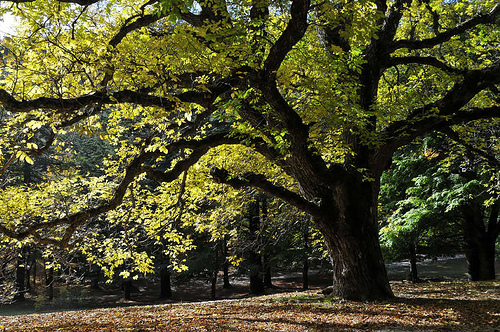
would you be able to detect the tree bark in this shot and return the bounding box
[302,216,310,291]
[211,246,219,300]
[464,236,496,281]
[263,253,273,288]
[160,266,172,299]
[31,258,37,291]
[122,279,132,300]
[222,236,231,289]
[248,199,264,295]
[314,178,394,300]
[14,262,26,301]
[13,248,27,301]
[46,265,54,301]
[408,242,420,283]
[302,257,309,291]
[159,246,172,299]
[90,265,100,289]
[462,202,497,281]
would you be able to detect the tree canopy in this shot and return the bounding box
[0,0,499,300]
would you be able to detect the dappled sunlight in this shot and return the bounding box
[1,281,499,331]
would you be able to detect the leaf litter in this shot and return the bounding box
[1,281,499,331]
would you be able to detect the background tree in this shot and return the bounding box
[380,132,500,281]
[0,0,499,300]
[380,135,464,282]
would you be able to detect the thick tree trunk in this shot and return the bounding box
[462,202,497,281]
[315,178,393,300]
[249,260,264,294]
[211,270,217,300]
[464,236,496,281]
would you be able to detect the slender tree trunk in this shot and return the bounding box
[123,279,132,300]
[25,259,31,294]
[263,253,273,287]
[160,266,172,299]
[302,258,309,291]
[32,259,37,291]
[90,265,100,289]
[13,248,27,301]
[248,199,264,295]
[302,216,310,291]
[408,242,420,283]
[222,236,231,289]
[46,265,54,301]
[260,196,273,288]
[211,245,219,300]
[315,178,393,300]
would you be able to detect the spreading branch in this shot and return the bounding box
[384,62,500,144]
[0,132,244,247]
[388,3,500,52]
[263,0,310,78]
[210,167,321,217]
[387,56,466,74]
[3,0,100,5]
[440,127,500,169]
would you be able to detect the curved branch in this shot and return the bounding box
[0,132,243,246]
[0,64,250,115]
[379,62,500,166]
[381,106,500,165]
[387,56,466,74]
[0,89,210,114]
[263,0,310,78]
[377,0,410,46]
[109,14,164,48]
[389,3,500,52]
[210,167,321,217]
[385,63,500,138]
[0,150,160,244]
[440,127,500,169]
[3,0,100,4]
[141,132,242,182]
[448,106,500,125]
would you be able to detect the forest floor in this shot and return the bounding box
[1,257,500,331]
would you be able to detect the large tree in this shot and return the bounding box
[0,0,499,300]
